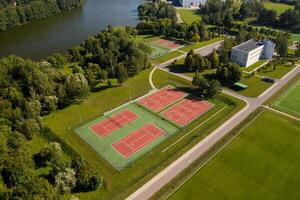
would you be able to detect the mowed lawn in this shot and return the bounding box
[264,2,294,15]
[274,80,300,117]
[233,75,273,97]
[177,9,201,25]
[257,64,294,79]
[169,111,300,200]
[179,37,224,52]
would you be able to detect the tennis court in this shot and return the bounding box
[273,80,300,117]
[112,123,165,158]
[151,39,182,50]
[90,109,138,137]
[162,98,214,126]
[74,103,178,170]
[138,86,187,112]
[149,44,170,58]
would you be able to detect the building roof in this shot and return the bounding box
[233,39,264,52]
[234,82,248,89]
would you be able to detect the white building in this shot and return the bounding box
[230,39,275,68]
[179,0,207,7]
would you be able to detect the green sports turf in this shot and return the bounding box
[169,111,300,200]
[274,80,300,117]
[149,44,171,58]
[74,103,178,171]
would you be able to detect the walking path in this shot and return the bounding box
[149,67,157,90]
[126,41,300,200]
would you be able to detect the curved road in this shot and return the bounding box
[126,41,300,200]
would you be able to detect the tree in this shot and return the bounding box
[55,168,76,194]
[34,142,63,168]
[223,12,234,30]
[295,43,300,57]
[216,63,242,86]
[276,32,289,57]
[191,33,200,42]
[65,73,89,99]
[116,64,128,84]
[210,49,219,68]
[71,157,102,192]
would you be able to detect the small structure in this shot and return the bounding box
[179,0,207,7]
[230,39,275,68]
[234,82,248,90]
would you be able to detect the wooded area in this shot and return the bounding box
[0,0,85,30]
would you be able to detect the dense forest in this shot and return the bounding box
[0,0,85,31]
[0,27,150,199]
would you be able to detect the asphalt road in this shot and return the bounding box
[126,42,300,200]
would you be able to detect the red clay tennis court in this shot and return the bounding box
[152,39,181,49]
[112,124,165,158]
[90,109,138,137]
[162,99,214,126]
[138,87,187,112]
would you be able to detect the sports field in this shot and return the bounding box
[273,80,300,117]
[169,110,300,200]
[75,103,178,170]
[75,86,214,170]
[162,98,214,127]
[138,86,187,112]
[149,39,182,58]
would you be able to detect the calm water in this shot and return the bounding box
[0,0,141,59]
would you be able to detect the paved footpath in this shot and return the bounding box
[126,55,300,200]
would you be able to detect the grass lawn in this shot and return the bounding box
[44,67,245,200]
[291,33,300,43]
[264,2,294,15]
[179,37,224,52]
[241,60,267,72]
[273,80,300,117]
[134,34,160,43]
[152,50,184,64]
[257,63,294,79]
[169,110,300,200]
[232,75,273,97]
[177,9,201,25]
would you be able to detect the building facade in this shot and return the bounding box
[230,39,275,68]
[179,0,207,7]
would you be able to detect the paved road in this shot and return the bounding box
[126,45,300,200]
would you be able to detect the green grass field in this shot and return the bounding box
[44,68,245,200]
[179,37,224,52]
[264,2,294,15]
[233,75,273,97]
[177,9,201,25]
[257,63,294,79]
[152,51,184,64]
[75,103,178,170]
[273,80,300,117]
[169,110,300,200]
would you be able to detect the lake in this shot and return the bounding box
[0,0,141,59]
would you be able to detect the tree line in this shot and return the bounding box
[0,0,85,31]
[0,26,150,199]
[136,0,221,42]
[199,0,300,32]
